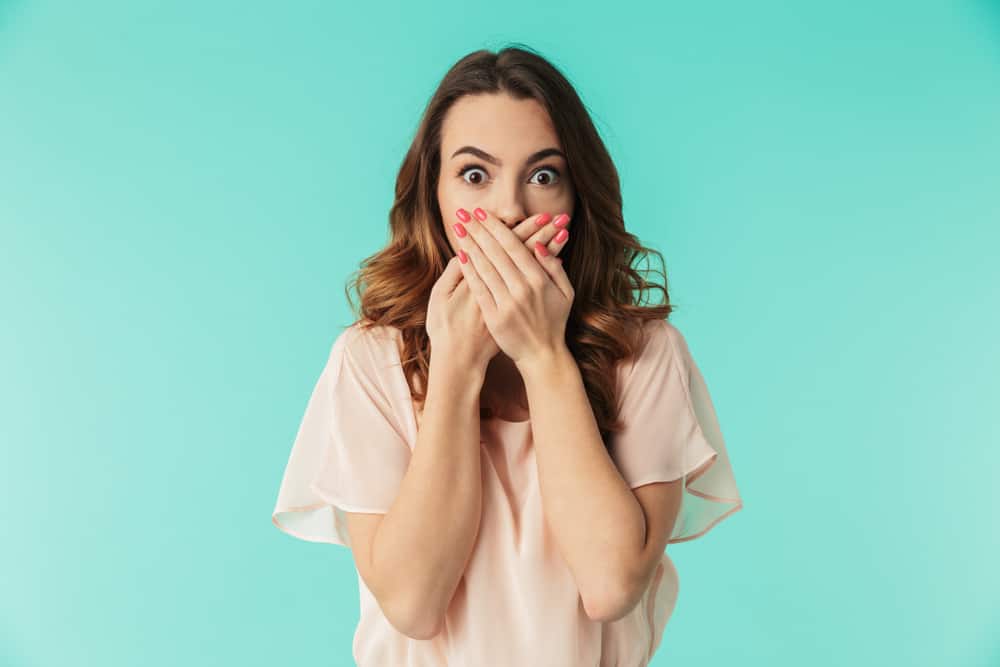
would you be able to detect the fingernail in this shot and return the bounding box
[554,228,568,243]
[553,213,570,228]
[453,222,467,238]
[535,241,549,256]
[458,249,468,263]
[535,212,553,227]
[473,207,487,221]
[456,208,471,222]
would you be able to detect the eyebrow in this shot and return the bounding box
[449,145,566,166]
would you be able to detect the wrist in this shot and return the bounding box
[429,353,486,392]
[515,344,576,386]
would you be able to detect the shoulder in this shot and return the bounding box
[332,320,403,357]
[327,321,406,385]
[614,319,701,396]
[622,318,688,369]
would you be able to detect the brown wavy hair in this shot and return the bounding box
[345,43,677,450]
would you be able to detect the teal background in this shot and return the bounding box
[3,0,998,665]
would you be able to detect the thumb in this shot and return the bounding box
[434,255,465,296]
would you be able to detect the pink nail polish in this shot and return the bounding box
[453,223,467,238]
[456,208,471,222]
[458,249,468,263]
[473,207,487,221]
[535,241,549,256]
[554,228,568,243]
[535,213,553,227]
[553,213,570,228]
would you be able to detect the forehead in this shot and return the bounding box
[440,93,561,157]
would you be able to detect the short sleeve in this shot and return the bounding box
[271,323,416,549]
[609,318,743,544]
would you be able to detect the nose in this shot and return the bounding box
[490,184,527,228]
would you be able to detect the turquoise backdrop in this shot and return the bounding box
[2,0,998,665]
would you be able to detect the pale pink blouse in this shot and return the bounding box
[272,318,742,666]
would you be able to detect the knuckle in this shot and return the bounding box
[509,282,529,301]
[526,274,546,291]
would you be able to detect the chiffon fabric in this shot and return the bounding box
[271,318,742,666]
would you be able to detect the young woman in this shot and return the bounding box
[272,44,743,666]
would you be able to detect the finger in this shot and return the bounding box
[456,242,498,316]
[451,276,471,305]
[511,212,554,243]
[546,224,570,256]
[533,245,574,301]
[454,215,509,306]
[433,255,466,297]
[464,207,538,285]
[462,207,549,292]
[525,212,571,256]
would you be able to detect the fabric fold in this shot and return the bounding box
[271,323,414,549]
[609,318,743,543]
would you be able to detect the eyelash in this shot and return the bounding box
[456,162,562,187]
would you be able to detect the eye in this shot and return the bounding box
[458,163,489,186]
[456,163,563,187]
[529,166,561,187]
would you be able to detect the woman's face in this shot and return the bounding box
[437,92,576,254]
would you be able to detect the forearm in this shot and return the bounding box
[372,356,484,634]
[519,346,646,619]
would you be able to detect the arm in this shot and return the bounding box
[518,345,652,622]
[365,356,485,639]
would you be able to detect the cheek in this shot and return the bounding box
[527,187,573,211]
[438,184,461,223]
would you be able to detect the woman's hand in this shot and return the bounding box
[451,206,575,368]
[426,256,499,375]
[487,210,572,258]
[428,212,572,377]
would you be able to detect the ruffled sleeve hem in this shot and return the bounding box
[272,491,396,549]
[270,323,415,550]
[609,318,743,544]
[665,322,743,544]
